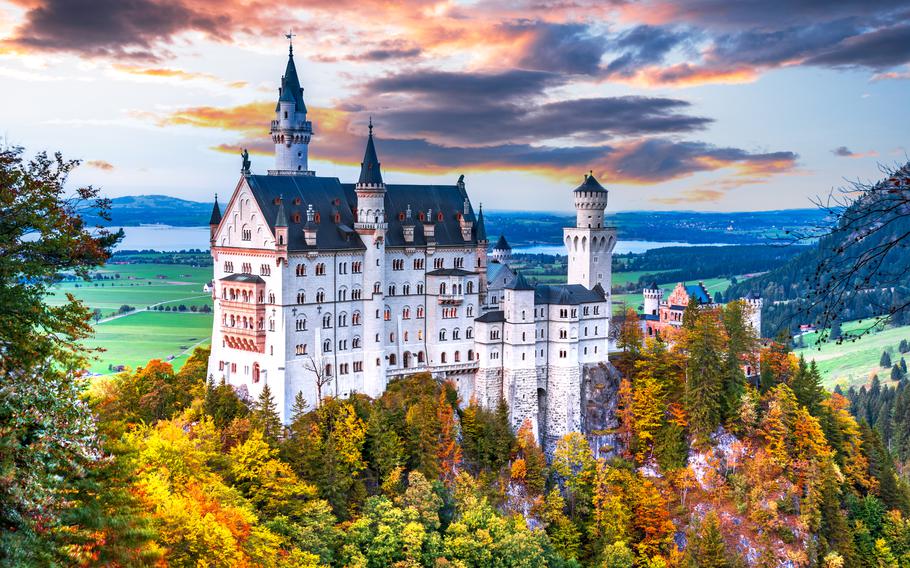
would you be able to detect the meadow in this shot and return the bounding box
[612,276,737,315]
[48,262,214,374]
[795,318,910,390]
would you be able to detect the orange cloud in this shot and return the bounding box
[112,64,248,88]
[84,159,114,170]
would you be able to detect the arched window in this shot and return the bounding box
[352,311,361,325]
[418,351,425,363]
[353,336,361,348]
[389,353,397,366]
[439,282,447,295]
[441,352,447,363]
[439,329,447,341]
[323,339,331,352]
[467,281,474,294]
[323,313,332,328]
[466,327,473,339]
[384,307,391,321]
[454,351,461,362]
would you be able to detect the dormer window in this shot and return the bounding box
[419,212,426,221]
[314,212,321,223]
[334,213,341,223]
[294,197,302,205]
[437,212,444,222]
[292,213,301,223]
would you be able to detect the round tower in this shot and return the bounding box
[491,234,512,265]
[270,39,314,175]
[564,172,616,290]
[643,282,662,316]
[573,171,609,229]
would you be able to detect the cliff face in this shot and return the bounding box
[581,361,622,460]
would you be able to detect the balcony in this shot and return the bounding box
[438,293,464,305]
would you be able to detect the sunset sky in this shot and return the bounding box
[1,0,908,212]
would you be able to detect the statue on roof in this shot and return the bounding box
[240,148,251,174]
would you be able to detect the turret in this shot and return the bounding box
[643,281,662,316]
[303,204,318,247]
[209,194,222,244]
[745,291,763,337]
[475,204,489,304]
[269,38,314,175]
[491,235,512,265]
[573,171,609,229]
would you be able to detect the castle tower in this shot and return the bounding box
[354,120,388,396]
[475,205,490,305]
[491,235,512,265]
[269,38,314,175]
[643,281,662,316]
[745,291,763,337]
[501,273,540,439]
[209,194,222,245]
[564,172,616,290]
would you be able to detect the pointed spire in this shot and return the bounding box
[275,196,288,227]
[574,170,606,193]
[277,36,306,113]
[209,194,222,226]
[494,234,511,251]
[505,271,534,291]
[475,204,487,242]
[358,120,383,186]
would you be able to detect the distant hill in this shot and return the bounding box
[89,194,827,246]
[85,195,213,227]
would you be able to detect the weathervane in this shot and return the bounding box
[285,29,296,55]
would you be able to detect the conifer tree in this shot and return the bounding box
[687,511,732,568]
[617,307,644,378]
[792,356,826,415]
[252,383,283,445]
[881,351,893,368]
[900,339,909,354]
[684,309,725,446]
[721,300,758,423]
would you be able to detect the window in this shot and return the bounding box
[434,258,444,269]
[338,288,347,301]
[297,291,306,304]
[454,257,464,268]
[296,264,306,277]
[491,329,500,340]
[352,312,361,325]
[352,288,362,300]
[441,352,447,363]
[268,292,275,304]
[393,259,404,270]
[594,306,600,315]
[242,262,252,274]
[413,258,425,270]
[417,306,425,319]
[404,331,409,342]
[466,305,474,317]
[453,328,460,340]
[402,307,410,319]
[466,327,473,339]
[352,261,362,273]
[316,263,326,275]
[440,283,447,295]
[583,306,590,316]
[467,281,474,294]
[454,351,461,362]
[353,361,363,372]
[260,264,271,276]
[560,329,567,339]
[353,337,361,348]
[322,314,332,328]
[323,339,332,352]
[224,261,234,273]
[373,282,381,294]
[316,290,325,303]
[338,339,347,351]
[242,228,251,241]
[325,364,332,377]
[338,313,347,327]
[389,353,397,366]
[439,329,447,341]
[403,284,410,295]
[560,309,568,318]
[296,319,307,331]
[296,344,307,355]
[383,307,391,321]
[388,284,396,296]
[417,283,424,294]
[339,262,347,274]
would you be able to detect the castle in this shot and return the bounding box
[206,43,614,449]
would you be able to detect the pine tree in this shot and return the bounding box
[900,339,909,354]
[881,351,893,368]
[792,356,826,415]
[721,300,758,424]
[684,308,725,446]
[687,511,732,568]
[252,383,283,446]
[892,364,903,382]
[616,307,644,378]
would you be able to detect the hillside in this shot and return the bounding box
[728,163,910,338]
[84,195,214,227]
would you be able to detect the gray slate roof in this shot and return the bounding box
[505,272,534,290]
[277,51,306,114]
[221,273,265,284]
[494,235,511,250]
[242,174,480,251]
[427,268,474,277]
[574,172,607,193]
[534,284,606,305]
[358,126,383,185]
[209,197,222,225]
[475,310,505,323]
[685,283,712,304]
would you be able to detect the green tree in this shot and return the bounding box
[792,356,826,415]
[721,300,758,424]
[684,308,725,446]
[881,351,893,368]
[252,383,283,445]
[0,145,126,562]
[686,511,734,567]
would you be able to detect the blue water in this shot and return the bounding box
[111,225,727,255]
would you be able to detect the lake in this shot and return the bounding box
[111,225,729,255]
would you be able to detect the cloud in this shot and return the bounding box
[805,24,910,71]
[84,159,114,170]
[2,0,238,60]
[831,146,878,158]
[359,69,711,146]
[146,101,796,188]
[604,25,691,78]
[500,21,609,75]
[112,64,247,88]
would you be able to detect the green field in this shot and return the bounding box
[83,311,213,374]
[795,318,910,390]
[49,263,215,375]
[612,277,737,315]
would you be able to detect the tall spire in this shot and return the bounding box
[275,196,288,227]
[475,204,487,242]
[358,119,383,186]
[209,194,222,226]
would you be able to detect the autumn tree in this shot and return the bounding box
[436,389,462,485]
[616,307,645,377]
[721,300,758,423]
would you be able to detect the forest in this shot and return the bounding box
[5,149,910,568]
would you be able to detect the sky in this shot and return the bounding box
[0,0,908,212]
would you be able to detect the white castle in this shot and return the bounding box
[206,44,615,449]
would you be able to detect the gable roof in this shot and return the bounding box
[685,283,712,304]
[505,272,534,290]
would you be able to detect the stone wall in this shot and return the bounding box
[581,362,622,460]
[543,364,581,454]
[473,367,503,408]
[504,367,540,438]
